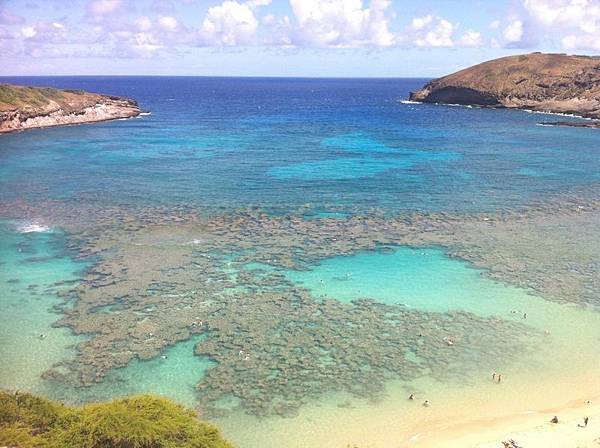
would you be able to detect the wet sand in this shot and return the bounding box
[422,386,600,448]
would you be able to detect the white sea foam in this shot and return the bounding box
[17,222,51,233]
[435,102,481,109]
[399,100,422,105]
[523,109,592,120]
[139,112,152,116]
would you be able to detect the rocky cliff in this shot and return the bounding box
[410,53,600,122]
[0,84,141,133]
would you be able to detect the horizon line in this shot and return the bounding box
[0,74,433,80]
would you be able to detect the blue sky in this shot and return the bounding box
[1,0,599,76]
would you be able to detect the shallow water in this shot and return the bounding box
[0,222,84,392]
[1,77,599,447]
[216,248,600,448]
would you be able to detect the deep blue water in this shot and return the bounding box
[1,76,599,214]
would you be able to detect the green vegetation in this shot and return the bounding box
[0,390,234,448]
[0,85,65,110]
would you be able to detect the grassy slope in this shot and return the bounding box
[0,84,101,113]
[0,390,234,448]
[431,53,600,99]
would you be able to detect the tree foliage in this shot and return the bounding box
[0,391,233,448]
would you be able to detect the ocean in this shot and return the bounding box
[1,77,599,447]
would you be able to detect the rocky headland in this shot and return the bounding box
[0,84,141,133]
[410,52,600,128]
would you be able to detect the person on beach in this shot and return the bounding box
[492,372,496,381]
[423,400,430,407]
[550,416,558,424]
[408,394,414,400]
[497,374,502,383]
[578,416,589,427]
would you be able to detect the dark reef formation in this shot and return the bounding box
[2,185,598,418]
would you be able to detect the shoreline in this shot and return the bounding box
[403,378,600,448]
[0,84,142,134]
[400,98,600,128]
[0,103,142,134]
[0,111,145,135]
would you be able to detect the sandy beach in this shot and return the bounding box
[407,392,600,448]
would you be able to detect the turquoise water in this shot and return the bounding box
[0,221,84,393]
[287,247,532,317]
[286,247,600,341]
[49,337,214,408]
[270,132,460,180]
[1,77,599,447]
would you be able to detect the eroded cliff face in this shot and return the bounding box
[409,53,600,119]
[0,85,141,133]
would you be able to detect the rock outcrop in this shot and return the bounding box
[410,53,600,123]
[0,84,141,133]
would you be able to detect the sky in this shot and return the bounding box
[1,0,599,77]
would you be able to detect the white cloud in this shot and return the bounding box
[127,32,164,57]
[489,20,500,29]
[457,30,483,47]
[503,19,524,43]
[246,0,272,6]
[288,0,395,47]
[158,16,178,31]
[199,0,264,46]
[523,0,600,32]
[522,0,600,50]
[21,26,37,38]
[562,33,600,50]
[136,16,153,32]
[406,15,455,47]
